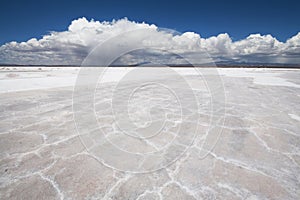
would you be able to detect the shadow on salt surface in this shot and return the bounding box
[1,67,300,94]
[218,68,300,88]
[0,67,207,93]
[0,67,78,93]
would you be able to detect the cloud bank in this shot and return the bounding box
[0,17,299,65]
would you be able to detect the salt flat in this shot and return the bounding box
[0,67,300,199]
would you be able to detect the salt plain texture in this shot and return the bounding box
[0,67,300,199]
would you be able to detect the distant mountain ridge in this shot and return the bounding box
[0,62,299,68]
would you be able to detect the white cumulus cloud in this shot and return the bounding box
[0,17,299,65]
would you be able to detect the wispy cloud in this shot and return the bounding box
[0,17,299,65]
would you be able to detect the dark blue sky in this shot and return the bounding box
[0,0,299,45]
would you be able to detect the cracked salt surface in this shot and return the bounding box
[289,114,300,122]
[0,67,300,199]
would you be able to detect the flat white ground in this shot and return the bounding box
[0,67,299,199]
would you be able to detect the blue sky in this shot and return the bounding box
[1,0,300,45]
[0,0,300,65]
